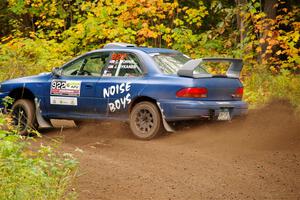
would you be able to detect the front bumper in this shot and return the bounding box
[158,99,248,121]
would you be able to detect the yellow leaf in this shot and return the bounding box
[256,46,262,53]
[259,38,265,44]
[267,31,273,37]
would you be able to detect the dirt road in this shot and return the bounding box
[42,101,300,200]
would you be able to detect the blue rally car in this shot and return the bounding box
[0,42,247,139]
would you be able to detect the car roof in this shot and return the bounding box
[90,47,179,54]
[131,47,179,54]
[92,42,180,54]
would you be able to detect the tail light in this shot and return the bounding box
[232,87,243,98]
[176,87,208,98]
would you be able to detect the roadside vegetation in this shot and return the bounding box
[0,0,299,199]
[0,110,78,199]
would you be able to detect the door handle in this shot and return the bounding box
[85,84,93,88]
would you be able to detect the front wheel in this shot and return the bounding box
[11,99,36,135]
[129,102,164,140]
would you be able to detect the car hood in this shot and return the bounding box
[1,72,52,85]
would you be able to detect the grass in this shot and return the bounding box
[0,114,78,200]
[243,69,300,111]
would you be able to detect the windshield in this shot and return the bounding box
[151,53,191,74]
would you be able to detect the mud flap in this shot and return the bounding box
[50,119,76,128]
[34,98,52,128]
[157,102,175,132]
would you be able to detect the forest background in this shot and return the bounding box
[0,0,299,109]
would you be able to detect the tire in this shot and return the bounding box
[129,101,164,140]
[11,99,36,135]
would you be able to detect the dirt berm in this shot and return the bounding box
[43,100,300,200]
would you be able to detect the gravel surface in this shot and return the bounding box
[41,101,300,200]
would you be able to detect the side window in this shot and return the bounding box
[82,52,110,76]
[102,52,143,77]
[61,52,110,76]
[61,58,84,76]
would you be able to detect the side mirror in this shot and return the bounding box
[52,67,62,77]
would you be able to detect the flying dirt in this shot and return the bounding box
[42,100,300,200]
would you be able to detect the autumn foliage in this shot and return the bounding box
[0,0,299,108]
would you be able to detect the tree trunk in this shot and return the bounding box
[235,0,247,43]
[263,0,277,19]
[261,0,277,59]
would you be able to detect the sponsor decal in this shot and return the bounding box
[51,80,81,96]
[107,60,137,69]
[102,82,132,112]
[50,96,78,106]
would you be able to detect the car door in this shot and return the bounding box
[98,51,147,119]
[46,52,110,118]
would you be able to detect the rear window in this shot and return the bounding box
[151,53,191,74]
[152,53,232,77]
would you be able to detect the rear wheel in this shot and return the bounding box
[11,99,36,135]
[129,102,164,140]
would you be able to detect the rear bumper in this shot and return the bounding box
[158,99,248,121]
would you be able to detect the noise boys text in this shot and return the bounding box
[103,83,132,112]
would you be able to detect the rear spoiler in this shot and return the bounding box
[177,58,243,78]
